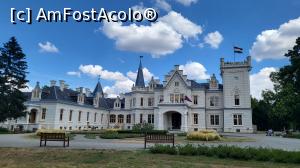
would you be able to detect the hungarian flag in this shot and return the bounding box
[184,96,192,102]
[234,46,243,53]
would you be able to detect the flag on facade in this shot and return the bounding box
[234,46,243,53]
[184,96,192,102]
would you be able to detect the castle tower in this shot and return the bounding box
[135,56,145,88]
[220,56,253,133]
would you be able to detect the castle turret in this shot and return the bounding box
[31,81,42,101]
[135,56,145,88]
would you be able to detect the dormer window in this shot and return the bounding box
[175,82,179,87]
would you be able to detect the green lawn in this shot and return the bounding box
[0,148,298,168]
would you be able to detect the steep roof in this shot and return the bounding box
[135,57,145,87]
[93,81,104,96]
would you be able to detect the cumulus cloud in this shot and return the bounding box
[204,31,223,49]
[67,71,81,77]
[250,67,277,99]
[250,17,300,62]
[159,11,202,39]
[73,64,156,97]
[155,0,172,12]
[101,11,202,58]
[176,0,198,6]
[38,41,59,53]
[179,61,210,80]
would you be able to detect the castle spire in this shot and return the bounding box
[93,77,104,97]
[135,56,145,88]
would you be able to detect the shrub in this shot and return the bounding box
[187,130,221,141]
[177,132,187,136]
[99,132,125,139]
[132,123,154,132]
[148,144,300,164]
[0,127,10,134]
[117,129,167,134]
[149,144,177,155]
[178,144,198,155]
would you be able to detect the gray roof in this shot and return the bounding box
[93,81,104,96]
[135,58,145,87]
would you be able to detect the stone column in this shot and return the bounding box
[181,111,188,132]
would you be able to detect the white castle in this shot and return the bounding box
[1,56,253,133]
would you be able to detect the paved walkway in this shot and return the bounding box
[0,133,300,151]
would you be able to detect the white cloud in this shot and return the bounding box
[102,19,182,57]
[131,2,147,13]
[101,11,203,57]
[155,0,172,12]
[250,67,276,99]
[159,11,202,39]
[127,68,156,82]
[38,41,59,53]
[179,61,210,80]
[67,71,81,77]
[76,64,156,97]
[250,17,300,62]
[20,83,33,92]
[204,31,223,49]
[176,0,198,6]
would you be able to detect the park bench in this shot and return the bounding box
[40,132,69,147]
[144,133,174,149]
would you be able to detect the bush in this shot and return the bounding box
[148,144,300,164]
[177,132,187,136]
[178,144,198,155]
[132,123,154,132]
[187,130,221,141]
[149,144,177,155]
[283,133,300,139]
[0,127,10,134]
[117,129,167,134]
[99,132,125,139]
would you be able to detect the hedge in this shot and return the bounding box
[117,130,167,134]
[149,144,300,164]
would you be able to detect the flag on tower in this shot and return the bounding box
[234,46,243,53]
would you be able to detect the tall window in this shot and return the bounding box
[133,98,136,107]
[59,109,64,121]
[175,82,179,86]
[148,114,154,123]
[193,113,198,124]
[233,114,242,125]
[87,112,90,121]
[159,95,164,103]
[78,111,82,122]
[210,115,220,125]
[148,97,154,106]
[170,94,184,103]
[140,97,144,106]
[209,96,219,106]
[140,114,143,123]
[234,95,240,106]
[126,115,131,123]
[118,114,124,123]
[41,108,46,120]
[94,113,97,122]
[110,114,116,123]
[69,110,73,121]
[193,95,198,105]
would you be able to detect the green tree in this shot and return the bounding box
[251,96,270,131]
[0,37,28,122]
[269,37,300,130]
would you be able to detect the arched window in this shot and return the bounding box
[234,94,240,106]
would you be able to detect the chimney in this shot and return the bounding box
[50,80,56,87]
[59,80,65,91]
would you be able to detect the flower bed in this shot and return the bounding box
[187,130,221,141]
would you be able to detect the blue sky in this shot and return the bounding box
[1,0,300,98]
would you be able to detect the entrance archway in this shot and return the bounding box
[29,109,37,123]
[163,111,181,130]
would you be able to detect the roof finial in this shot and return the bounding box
[98,75,101,82]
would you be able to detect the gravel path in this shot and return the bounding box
[0,133,300,151]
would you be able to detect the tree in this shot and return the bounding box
[269,37,300,130]
[0,37,28,122]
[251,97,270,131]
